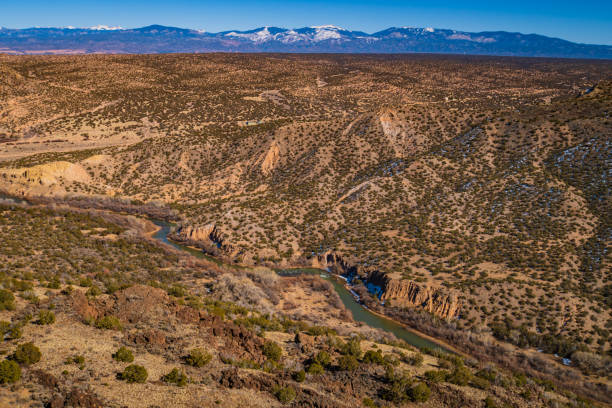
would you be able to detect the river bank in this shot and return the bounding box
[0,191,456,354]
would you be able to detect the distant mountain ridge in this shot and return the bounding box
[0,24,610,59]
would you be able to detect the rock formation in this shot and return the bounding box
[0,160,91,196]
[261,142,280,175]
[171,223,241,259]
[313,250,460,320]
[378,276,460,320]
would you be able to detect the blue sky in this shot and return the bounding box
[2,0,611,45]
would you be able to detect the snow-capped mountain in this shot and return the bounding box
[0,24,610,59]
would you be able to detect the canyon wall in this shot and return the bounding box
[171,223,242,259]
[313,250,460,320]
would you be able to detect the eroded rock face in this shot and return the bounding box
[261,142,280,175]
[174,223,218,243]
[378,277,460,320]
[172,223,241,259]
[313,250,460,320]
[0,161,91,196]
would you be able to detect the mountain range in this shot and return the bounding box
[0,24,610,58]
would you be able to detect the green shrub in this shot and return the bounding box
[162,368,187,387]
[167,285,187,298]
[185,348,212,367]
[363,397,376,407]
[363,349,385,364]
[406,352,424,367]
[273,385,296,404]
[262,341,282,362]
[0,290,15,311]
[112,346,134,363]
[476,368,497,382]
[120,364,148,383]
[314,350,331,367]
[338,355,359,371]
[86,286,102,297]
[95,316,122,330]
[7,326,21,340]
[424,370,447,383]
[484,396,498,408]
[382,371,412,403]
[0,360,20,384]
[65,355,85,365]
[408,382,431,402]
[448,365,472,386]
[471,376,491,390]
[36,310,55,325]
[293,370,305,382]
[307,362,324,375]
[341,338,362,358]
[13,343,41,365]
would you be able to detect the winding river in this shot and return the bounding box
[0,192,448,352]
[151,219,448,351]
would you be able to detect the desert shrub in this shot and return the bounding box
[306,325,335,336]
[293,369,305,382]
[424,370,447,383]
[0,290,15,311]
[307,362,324,375]
[338,355,359,371]
[484,396,498,408]
[95,315,122,330]
[185,348,212,367]
[65,355,85,365]
[0,360,20,384]
[314,350,331,367]
[438,359,453,370]
[341,337,362,358]
[273,385,296,404]
[448,365,472,386]
[112,346,134,363]
[120,364,148,383]
[86,286,102,297]
[363,349,385,365]
[36,310,55,325]
[382,371,412,403]
[471,376,491,390]
[162,368,187,387]
[363,397,376,407]
[406,352,424,367]
[7,325,22,340]
[262,341,282,362]
[408,382,431,402]
[514,372,528,387]
[13,343,41,365]
[167,285,186,298]
[476,368,497,382]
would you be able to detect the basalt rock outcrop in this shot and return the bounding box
[313,250,460,320]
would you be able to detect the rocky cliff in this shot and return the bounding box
[313,250,460,320]
[171,223,241,259]
[374,272,460,320]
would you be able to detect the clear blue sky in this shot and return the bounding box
[2,0,611,45]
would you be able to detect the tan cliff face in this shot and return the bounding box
[0,161,91,196]
[380,278,460,320]
[314,250,460,320]
[172,223,242,260]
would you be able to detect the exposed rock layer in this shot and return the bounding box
[171,223,241,258]
[313,250,460,319]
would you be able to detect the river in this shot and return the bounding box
[151,219,448,351]
[0,192,448,352]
